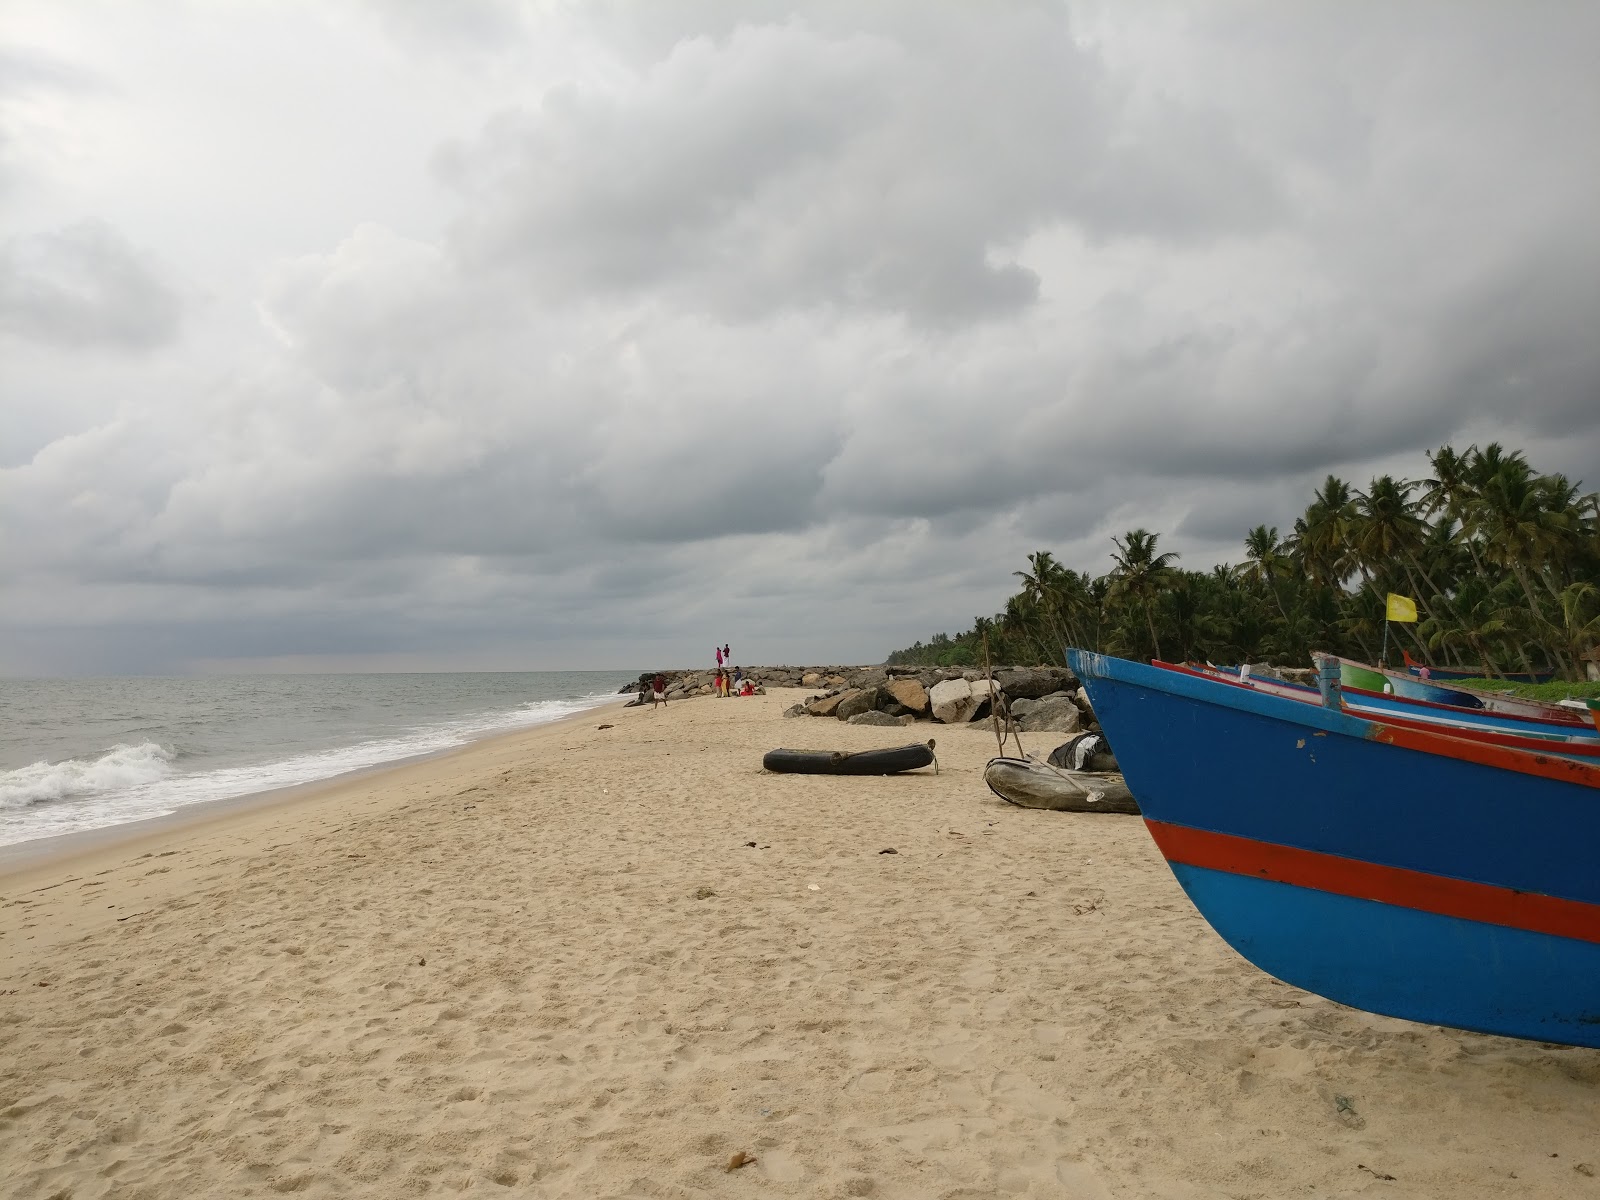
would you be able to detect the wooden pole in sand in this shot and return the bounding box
[983,632,1020,758]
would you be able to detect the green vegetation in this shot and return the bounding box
[1451,679,1600,702]
[888,443,1600,682]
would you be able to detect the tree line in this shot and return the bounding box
[886,444,1600,681]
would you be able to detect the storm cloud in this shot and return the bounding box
[2,0,1597,674]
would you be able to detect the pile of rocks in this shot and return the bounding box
[621,663,1096,734]
[789,665,1092,733]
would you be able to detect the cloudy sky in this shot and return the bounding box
[3,1,1597,674]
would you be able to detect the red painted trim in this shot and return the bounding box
[1148,821,1600,946]
[1369,721,1600,787]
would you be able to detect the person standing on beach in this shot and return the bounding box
[715,645,723,670]
[723,643,731,666]
[651,674,667,707]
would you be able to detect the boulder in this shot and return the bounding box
[806,692,847,717]
[1019,698,1082,734]
[834,687,880,721]
[882,677,930,716]
[847,667,889,690]
[801,672,823,686]
[825,675,848,687]
[847,710,906,727]
[782,703,808,718]
[996,666,1079,699]
[1010,696,1038,718]
[929,678,979,724]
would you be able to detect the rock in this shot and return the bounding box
[1010,697,1038,718]
[882,677,930,716]
[806,692,847,717]
[801,672,822,686]
[1019,698,1082,734]
[782,703,808,718]
[847,710,904,726]
[825,675,848,687]
[929,678,979,724]
[834,687,880,721]
[995,667,1075,699]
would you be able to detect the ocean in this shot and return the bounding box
[0,671,637,849]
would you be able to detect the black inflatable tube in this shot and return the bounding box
[762,742,936,775]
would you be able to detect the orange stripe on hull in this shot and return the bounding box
[1147,820,1600,947]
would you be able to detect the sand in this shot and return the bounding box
[3,688,1597,1199]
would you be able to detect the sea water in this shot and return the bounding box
[0,671,636,849]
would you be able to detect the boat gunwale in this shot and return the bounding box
[1070,650,1600,790]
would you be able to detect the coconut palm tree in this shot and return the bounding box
[1469,455,1576,677]
[1294,475,1360,588]
[1107,529,1179,661]
[1239,525,1293,623]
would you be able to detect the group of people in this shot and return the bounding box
[713,642,753,697]
[643,641,752,709]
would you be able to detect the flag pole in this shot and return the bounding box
[1381,617,1390,667]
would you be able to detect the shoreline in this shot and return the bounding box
[0,692,630,876]
[4,686,1596,1197]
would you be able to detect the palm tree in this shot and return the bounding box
[1239,525,1293,623]
[1469,455,1576,677]
[1108,529,1179,661]
[1421,444,1489,581]
[1013,550,1074,655]
[1294,476,1360,588]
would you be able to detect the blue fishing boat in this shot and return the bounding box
[1068,648,1600,1049]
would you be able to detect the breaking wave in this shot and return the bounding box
[0,742,177,811]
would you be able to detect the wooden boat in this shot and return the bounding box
[1402,649,1556,685]
[1163,662,1600,760]
[1068,648,1600,1049]
[1187,662,1596,740]
[1338,656,1588,727]
[1335,657,1484,709]
[762,742,936,775]
[983,756,1139,814]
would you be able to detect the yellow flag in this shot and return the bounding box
[1385,593,1418,623]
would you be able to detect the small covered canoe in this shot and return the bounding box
[763,741,937,775]
[983,756,1139,814]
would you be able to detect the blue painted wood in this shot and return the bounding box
[1170,865,1600,1048]
[1203,664,1597,742]
[1382,670,1483,709]
[1066,649,1600,1047]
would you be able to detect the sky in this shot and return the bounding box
[2,0,1597,675]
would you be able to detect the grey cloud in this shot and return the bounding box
[438,10,1282,325]
[0,221,181,350]
[4,2,1599,674]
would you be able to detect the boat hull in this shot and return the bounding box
[1068,649,1600,1048]
[1168,861,1600,1046]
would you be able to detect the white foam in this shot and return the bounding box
[0,742,177,810]
[0,693,617,848]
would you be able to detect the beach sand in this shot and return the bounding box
[3,688,1597,1198]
